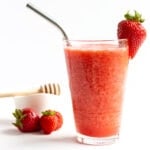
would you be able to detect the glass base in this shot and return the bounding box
[76,133,119,146]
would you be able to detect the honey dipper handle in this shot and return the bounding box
[0,83,61,98]
[0,88,40,98]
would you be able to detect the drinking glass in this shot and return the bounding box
[64,39,129,145]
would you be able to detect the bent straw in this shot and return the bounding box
[26,3,70,44]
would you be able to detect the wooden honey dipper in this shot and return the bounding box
[0,83,61,98]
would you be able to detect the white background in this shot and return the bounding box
[0,0,150,149]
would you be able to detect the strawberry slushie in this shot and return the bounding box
[64,39,129,145]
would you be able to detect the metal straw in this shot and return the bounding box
[26,3,69,43]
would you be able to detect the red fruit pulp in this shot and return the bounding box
[64,41,129,137]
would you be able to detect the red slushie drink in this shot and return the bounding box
[64,39,129,145]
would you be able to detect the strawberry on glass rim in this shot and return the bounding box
[117,10,147,59]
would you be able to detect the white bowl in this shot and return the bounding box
[14,94,51,115]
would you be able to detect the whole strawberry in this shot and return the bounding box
[40,110,63,134]
[13,108,40,132]
[117,10,146,58]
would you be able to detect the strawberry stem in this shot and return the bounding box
[12,109,26,128]
[124,10,145,23]
[42,110,56,116]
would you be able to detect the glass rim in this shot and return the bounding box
[63,38,128,43]
[63,38,128,46]
[63,39,128,48]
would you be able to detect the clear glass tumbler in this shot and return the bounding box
[64,39,129,145]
